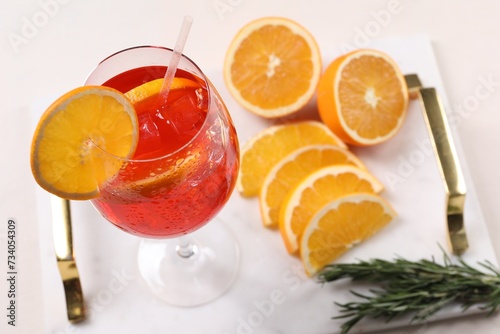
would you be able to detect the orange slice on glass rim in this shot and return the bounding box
[30,86,138,200]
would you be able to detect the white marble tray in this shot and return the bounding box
[34,35,497,334]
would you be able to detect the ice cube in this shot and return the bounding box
[135,111,162,157]
[163,90,206,135]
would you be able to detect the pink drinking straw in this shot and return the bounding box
[159,15,193,103]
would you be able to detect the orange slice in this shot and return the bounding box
[124,77,199,104]
[300,193,396,276]
[123,150,201,196]
[317,49,408,146]
[259,144,365,228]
[31,86,138,200]
[238,121,345,197]
[280,165,383,254]
[224,16,322,118]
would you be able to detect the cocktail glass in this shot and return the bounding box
[84,46,240,307]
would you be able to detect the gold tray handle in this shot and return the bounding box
[51,196,86,322]
[405,74,469,255]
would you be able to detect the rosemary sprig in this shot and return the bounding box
[317,253,500,334]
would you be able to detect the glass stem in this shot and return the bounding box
[176,235,196,258]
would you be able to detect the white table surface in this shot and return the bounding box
[2,1,500,333]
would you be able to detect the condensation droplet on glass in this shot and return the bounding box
[195,88,206,110]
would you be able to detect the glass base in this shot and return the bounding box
[137,219,240,307]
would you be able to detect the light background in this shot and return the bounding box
[2,0,500,333]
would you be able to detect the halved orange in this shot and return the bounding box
[301,193,396,276]
[238,121,345,197]
[317,49,408,146]
[259,144,365,228]
[224,16,322,118]
[31,86,138,200]
[280,165,383,254]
